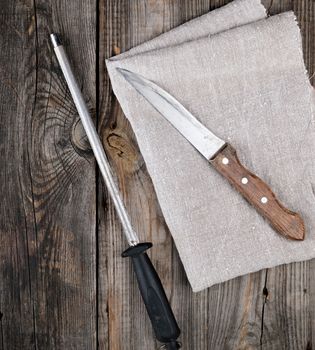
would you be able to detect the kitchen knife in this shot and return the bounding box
[118,68,305,241]
[51,34,181,350]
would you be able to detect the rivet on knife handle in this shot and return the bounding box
[210,144,305,240]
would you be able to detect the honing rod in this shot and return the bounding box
[50,33,180,350]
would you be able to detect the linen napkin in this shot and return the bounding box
[106,0,315,292]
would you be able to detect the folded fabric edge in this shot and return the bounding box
[192,254,314,293]
[106,0,267,64]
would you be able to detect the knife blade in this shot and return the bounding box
[118,68,305,241]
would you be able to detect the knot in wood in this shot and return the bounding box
[106,132,141,173]
[71,118,92,154]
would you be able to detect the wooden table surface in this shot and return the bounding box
[1,0,314,349]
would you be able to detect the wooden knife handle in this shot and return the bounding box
[210,144,305,240]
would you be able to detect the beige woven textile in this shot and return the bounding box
[106,0,315,292]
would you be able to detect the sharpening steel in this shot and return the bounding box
[50,33,181,350]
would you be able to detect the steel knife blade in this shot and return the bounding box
[118,68,305,241]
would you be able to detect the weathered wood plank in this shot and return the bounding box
[257,2,315,349]
[99,1,265,349]
[260,263,312,350]
[311,260,315,349]
[0,0,97,348]
[100,1,315,349]
[32,1,97,348]
[99,1,198,348]
[0,3,37,348]
[99,4,172,348]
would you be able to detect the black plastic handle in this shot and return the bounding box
[122,243,181,348]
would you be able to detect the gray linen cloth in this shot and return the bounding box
[106,0,315,292]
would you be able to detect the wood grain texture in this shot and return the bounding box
[0,0,97,349]
[100,1,315,349]
[210,144,305,241]
[0,0,314,349]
